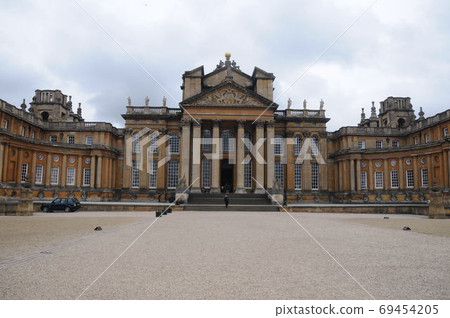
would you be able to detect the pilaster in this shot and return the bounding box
[266,120,275,190]
[211,119,221,192]
[254,120,265,193]
[191,121,202,192]
[235,120,246,193]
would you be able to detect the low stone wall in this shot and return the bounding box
[284,204,429,215]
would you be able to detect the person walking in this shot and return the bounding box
[224,194,229,208]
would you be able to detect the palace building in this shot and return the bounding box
[1,54,450,211]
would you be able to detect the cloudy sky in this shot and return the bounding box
[1,0,449,131]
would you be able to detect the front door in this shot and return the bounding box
[220,159,234,192]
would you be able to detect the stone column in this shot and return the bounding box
[383,159,389,190]
[90,155,96,187]
[61,154,67,186]
[266,120,275,190]
[191,121,201,192]
[45,153,52,186]
[180,118,191,185]
[235,120,246,193]
[16,148,23,182]
[356,159,361,191]
[96,156,102,188]
[427,154,433,187]
[30,152,37,185]
[1,143,8,183]
[413,156,419,189]
[0,143,5,182]
[254,120,265,193]
[211,120,221,193]
[76,155,83,186]
[285,133,295,191]
[337,161,343,191]
[443,150,449,187]
[350,159,355,191]
[399,157,404,189]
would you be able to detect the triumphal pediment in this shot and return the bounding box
[181,82,274,108]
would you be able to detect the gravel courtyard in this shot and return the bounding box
[0,211,449,300]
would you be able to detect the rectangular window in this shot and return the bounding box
[274,162,284,186]
[3,119,8,129]
[392,140,399,147]
[67,135,75,144]
[35,164,43,184]
[375,171,383,189]
[66,167,75,186]
[50,135,57,143]
[421,168,429,187]
[21,163,28,183]
[202,158,211,189]
[51,166,59,185]
[376,140,383,149]
[83,168,91,186]
[425,133,430,143]
[169,134,180,154]
[294,137,302,155]
[244,160,252,189]
[203,131,212,152]
[21,127,26,136]
[149,160,157,188]
[443,127,448,137]
[360,171,368,189]
[132,160,140,188]
[30,131,35,139]
[391,170,399,188]
[311,162,319,190]
[406,169,414,188]
[86,136,93,145]
[132,134,140,154]
[274,136,283,155]
[358,140,366,149]
[294,163,302,190]
[167,161,179,189]
[414,136,419,145]
[149,134,158,154]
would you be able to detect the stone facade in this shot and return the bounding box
[1,54,450,215]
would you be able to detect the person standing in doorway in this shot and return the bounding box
[224,194,229,208]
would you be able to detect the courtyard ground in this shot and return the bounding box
[0,211,448,300]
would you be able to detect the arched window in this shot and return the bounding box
[41,112,49,121]
[202,130,212,151]
[294,135,302,155]
[397,118,406,128]
[221,130,234,152]
[169,133,180,154]
[311,135,319,155]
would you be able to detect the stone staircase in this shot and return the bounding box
[184,193,279,212]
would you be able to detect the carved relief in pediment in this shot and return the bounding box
[194,87,263,106]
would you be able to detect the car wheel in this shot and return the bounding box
[42,206,49,213]
[64,207,71,213]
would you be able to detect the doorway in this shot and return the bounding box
[220,159,234,192]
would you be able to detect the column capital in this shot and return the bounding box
[266,120,275,128]
[237,119,246,128]
[212,119,221,126]
[181,118,191,126]
[254,119,264,127]
[192,118,202,126]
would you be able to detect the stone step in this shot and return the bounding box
[183,204,279,212]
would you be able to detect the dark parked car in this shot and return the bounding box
[41,198,81,212]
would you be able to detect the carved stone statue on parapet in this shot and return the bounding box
[287,98,292,109]
[145,96,149,106]
[303,99,307,109]
[127,96,132,106]
[320,99,324,110]
[162,96,167,107]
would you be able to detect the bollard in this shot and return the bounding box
[156,210,162,217]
